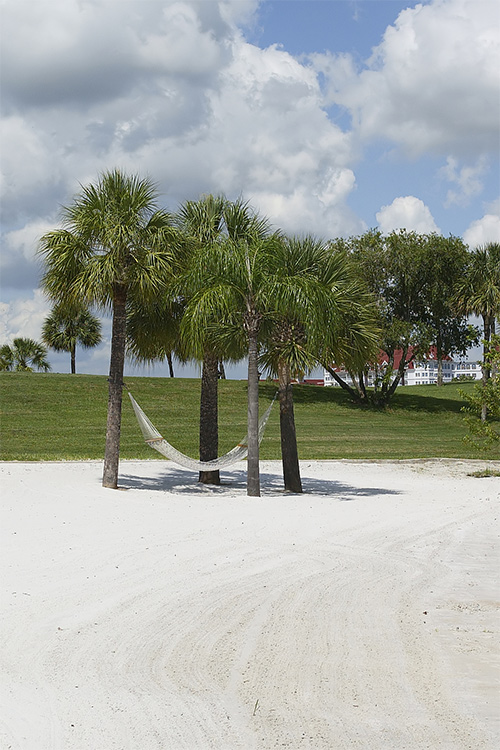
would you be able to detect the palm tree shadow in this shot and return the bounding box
[119,466,400,500]
[298,476,400,499]
[119,467,247,495]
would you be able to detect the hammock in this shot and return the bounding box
[128,391,276,472]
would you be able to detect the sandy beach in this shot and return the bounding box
[1,458,499,749]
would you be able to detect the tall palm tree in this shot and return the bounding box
[454,242,500,420]
[181,204,277,496]
[39,169,178,488]
[0,338,51,372]
[176,195,229,485]
[42,303,102,374]
[175,196,271,486]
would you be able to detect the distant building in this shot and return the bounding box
[324,349,482,387]
[405,358,482,385]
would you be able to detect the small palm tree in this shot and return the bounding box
[259,236,379,492]
[127,296,186,379]
[42,303,102,374]
[0,338,51,372]
[39,169,178,488]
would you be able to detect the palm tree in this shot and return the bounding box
[176,195,229,485]
[181,204,277,496]
[454,242,500,420]
[42,303,102,374]
[259,236,379,492]
[0,338,51,372]
[177,195,270,486]
[127,296,186,379]
[39,169,178,488]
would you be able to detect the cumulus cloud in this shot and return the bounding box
[0,0,497,364]
[313,0,500,157]
[463,210,500,248]
[440,156,488,207]
[0,289,50,344]
[376,196,440,234]
[0,0,364,306]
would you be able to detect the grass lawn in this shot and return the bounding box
[1,372,497,462]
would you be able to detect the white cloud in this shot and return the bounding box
[440,156,488,207]
[1,0,497,334]
[376,196,440,234]
[1,0,364,293]
[463,211,500,248]
[314,0,500,157]
[0,289,50,344]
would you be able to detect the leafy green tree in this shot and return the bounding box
[0,338,51,372]
[330,230,477,404]
[454,242,500,419]
[422,234,478,386]
[39,169,178,488]
[42,303,102,374]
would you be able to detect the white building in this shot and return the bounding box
[324,357,482,387]
[405,359,482,385]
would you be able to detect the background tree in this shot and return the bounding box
[330,230,446,405]
[127,297,185,378]
[454,242,500,419]
[39,169,178,489]
[422,234,478,386]
[0,338,51,372]
[42,303,102,374]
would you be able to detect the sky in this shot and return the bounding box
[1,0,499,378]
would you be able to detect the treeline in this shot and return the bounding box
[13,169,500,494]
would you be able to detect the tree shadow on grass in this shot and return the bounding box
[275,382,468,415]
[118,465,400,500]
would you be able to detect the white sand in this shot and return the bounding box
[1,458,499,750]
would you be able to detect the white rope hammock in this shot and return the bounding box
[128,391,276,472]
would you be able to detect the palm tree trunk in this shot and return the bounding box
[167,351,174,378]
[246,319,261,497]
[71,345,76,375]
[103,285,127,488]
[436,333,443,386]
[481,314,492,422]
[437,358,443,386]
[278,359,302,492]
[323,364,360,400]
[199,353,220,485]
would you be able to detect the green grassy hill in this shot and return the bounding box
[0,372,495,461]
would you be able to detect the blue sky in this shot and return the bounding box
[0,0,498,377]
